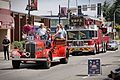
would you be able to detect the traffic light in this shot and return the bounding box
[97,3,101,18]
[78,6,82,16]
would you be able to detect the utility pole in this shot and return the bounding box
[59,5,61,24]
[89,0,90,6]
[67,0,70,28]
[113,9,117,40]
[76,0,78,7]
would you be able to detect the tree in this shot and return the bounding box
[102,0,120,24]
[113,0,120,24]
[102,1,111,21]
[102,0,120,39]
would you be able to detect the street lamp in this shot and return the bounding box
[67,0,70,28]
[114,9,117,29]
[113,9,118,39]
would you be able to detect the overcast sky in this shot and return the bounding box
[10,0,113,16]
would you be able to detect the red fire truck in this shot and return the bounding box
[11,35,69,69]
[67,15,110,55]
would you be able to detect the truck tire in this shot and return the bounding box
[104,43,107,53]
[60,49,69,64]
[12,60,20,69]
[97,44,100,54]
[92,45,97,55]
[44,54,52,69]
[102,42,106,53]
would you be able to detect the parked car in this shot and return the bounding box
[107,40,119,50]
[108,67,120,80]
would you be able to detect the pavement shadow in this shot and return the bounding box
[76,74,88,77]
[0,67,15,70]
[18,62,60,70]
[71,52,92,56]
[0,62,61,70]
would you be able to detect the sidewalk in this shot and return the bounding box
[0,52,11,61]
[0,52,4,61]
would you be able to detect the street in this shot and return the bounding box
[0,46,120,80]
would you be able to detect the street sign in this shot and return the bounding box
[88,58,102,75]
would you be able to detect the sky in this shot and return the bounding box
[10,0,113,16]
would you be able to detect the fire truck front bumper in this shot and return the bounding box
[68,46,95,53]
[12,58,48,61]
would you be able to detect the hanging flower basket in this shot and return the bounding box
[22,24,33,34]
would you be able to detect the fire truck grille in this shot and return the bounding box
[26,42,35,58]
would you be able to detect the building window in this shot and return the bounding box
[91,4,96,11]
[82,5,87,11]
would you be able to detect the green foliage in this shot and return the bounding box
[102,0,120,24]
[12,41,25,50]
[102,1,111,20]
[115,25,120,31]
[115,37,120,40]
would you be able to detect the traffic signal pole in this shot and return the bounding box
[59,5,61,24]
[28,0,31,24]
[67,0,70,28]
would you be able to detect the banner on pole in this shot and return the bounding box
[31,0,38,10]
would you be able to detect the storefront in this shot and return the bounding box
[0,9,14,51]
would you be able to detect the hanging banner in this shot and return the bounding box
[60,7,67,17]
[31,0,38,10]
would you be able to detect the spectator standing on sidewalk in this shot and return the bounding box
[2,35,10,60]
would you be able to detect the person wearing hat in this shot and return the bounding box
[2,35,10,60]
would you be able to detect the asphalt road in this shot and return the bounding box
[0,46,120,80]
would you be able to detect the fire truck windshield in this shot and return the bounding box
[67,30,97,40]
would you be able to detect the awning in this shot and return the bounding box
[0,13,14,29]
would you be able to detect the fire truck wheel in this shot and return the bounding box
[12,60,20,69]
[92,45,97,55]
[60,49,69,64]
[104,43,107,52]
[44,54,52,69]
[102,43,107,53]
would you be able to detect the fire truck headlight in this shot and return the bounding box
[68,43,72,46]
[24,52,30,57]
[37,48,43,52]
[84,42,88,46]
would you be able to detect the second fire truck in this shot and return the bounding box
[67,15,110,55]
